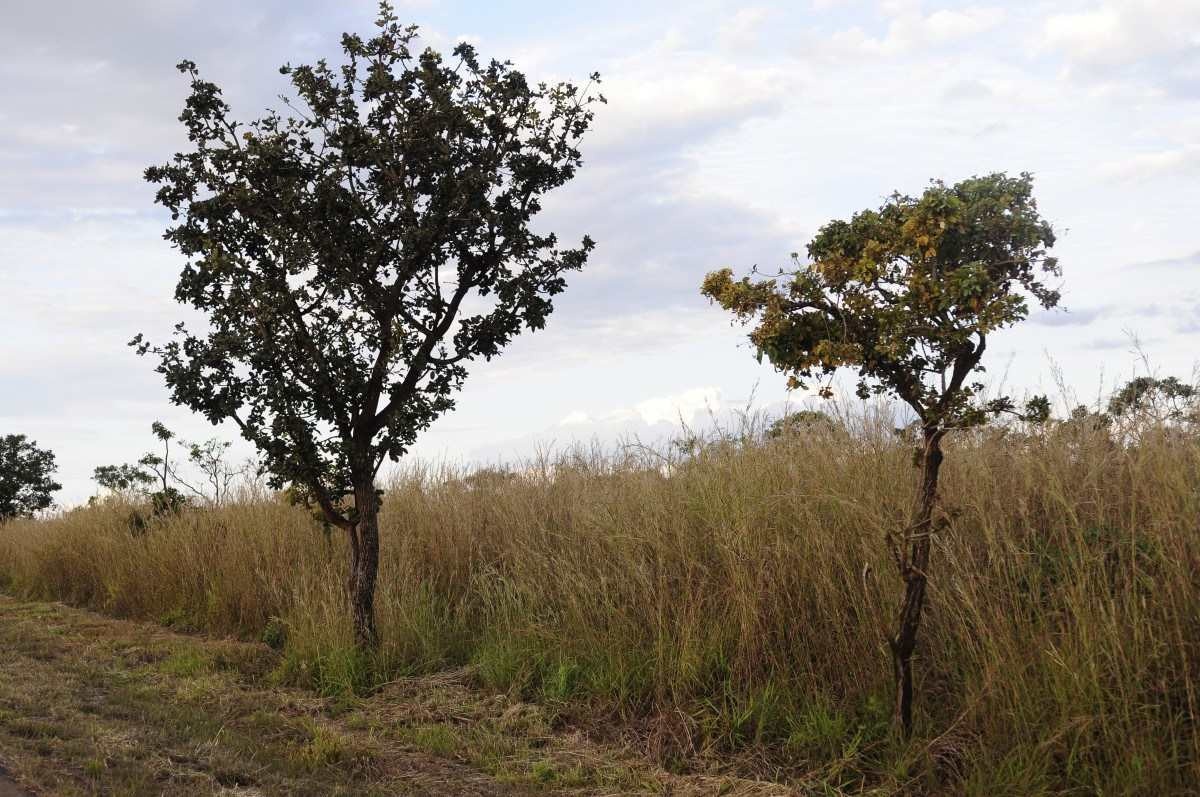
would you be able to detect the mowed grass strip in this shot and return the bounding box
[0,597,786,796]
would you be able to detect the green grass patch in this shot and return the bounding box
[399,722,462,757]
[158,648,210,678]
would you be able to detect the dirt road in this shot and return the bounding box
[0,596,787,796]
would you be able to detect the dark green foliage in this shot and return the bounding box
[132,2,602,519]
[1107,376,1197,420]
[262,617,288,650]
[137,421,175,495]
[0,435,61,521]
[94,422,176,498]
[149,487,190,516]
[131,2,601,644]
[1023,395,1052,425]
[93,422,190,514]
[94,421,244,508]
[92,464,154,494]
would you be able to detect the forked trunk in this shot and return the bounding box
[347,479,380,649]
[890,426,944,736]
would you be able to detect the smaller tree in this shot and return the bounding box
[93,422,189,513]
[1107,376,1197,424]
[0,435,62,521]
[178,437,254,506]
[93,463,155,496]
[703,172,1060,734]
[138,421,176,494]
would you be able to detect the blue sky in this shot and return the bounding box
[2,0,1199,504]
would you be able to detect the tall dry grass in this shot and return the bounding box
[1,407,1198,793]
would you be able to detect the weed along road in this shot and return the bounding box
[0,596,789,796]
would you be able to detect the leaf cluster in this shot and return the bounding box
[133,4,603,523]
[1107,376,1197,420]
[93,463,155,494]
[703,173,1060,429]
[0,435,62,521]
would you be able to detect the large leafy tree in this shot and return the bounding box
[134,4,602,645]
[0,435,62,521]
[703,172,1060,734]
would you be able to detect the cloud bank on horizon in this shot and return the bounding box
[1,0,1198,504]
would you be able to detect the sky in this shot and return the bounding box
[2,0,1199,505]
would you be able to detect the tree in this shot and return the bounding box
[133,3,603,646]
[1107,376,1197,423]
[178,437,255,506]
[702,172,1060,734]
[93,463,155,495]
[139,420,176,495]
[93,421,189,513]
[138,421,188,512]
[0,435,62,521]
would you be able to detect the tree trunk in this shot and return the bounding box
[347,479,380,649]
[890,426,944,736]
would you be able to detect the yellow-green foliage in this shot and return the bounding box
[2,410,1198,792]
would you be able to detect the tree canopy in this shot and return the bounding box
[703,172,1059,429]
[0,435,62,521]
[1107,376,1197,421]
[134,4,602,521]
[93,464,155,495]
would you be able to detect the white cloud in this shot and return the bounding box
[1042,0,1200,69]
[633,386,722,426]
[924,7,1004,41]
[718,7,772,48]
[1040,0,1200,97]
[825,4,1004,57]
[559,410,592,426]
[554,387,723,432]
[589,55,794,157]
[1042,6,1122,65]
[1099,146,1200,181]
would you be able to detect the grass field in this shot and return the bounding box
[2,408,1199,794]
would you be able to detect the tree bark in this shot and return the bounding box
[890,425,944,736]
[347,479,380,649]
